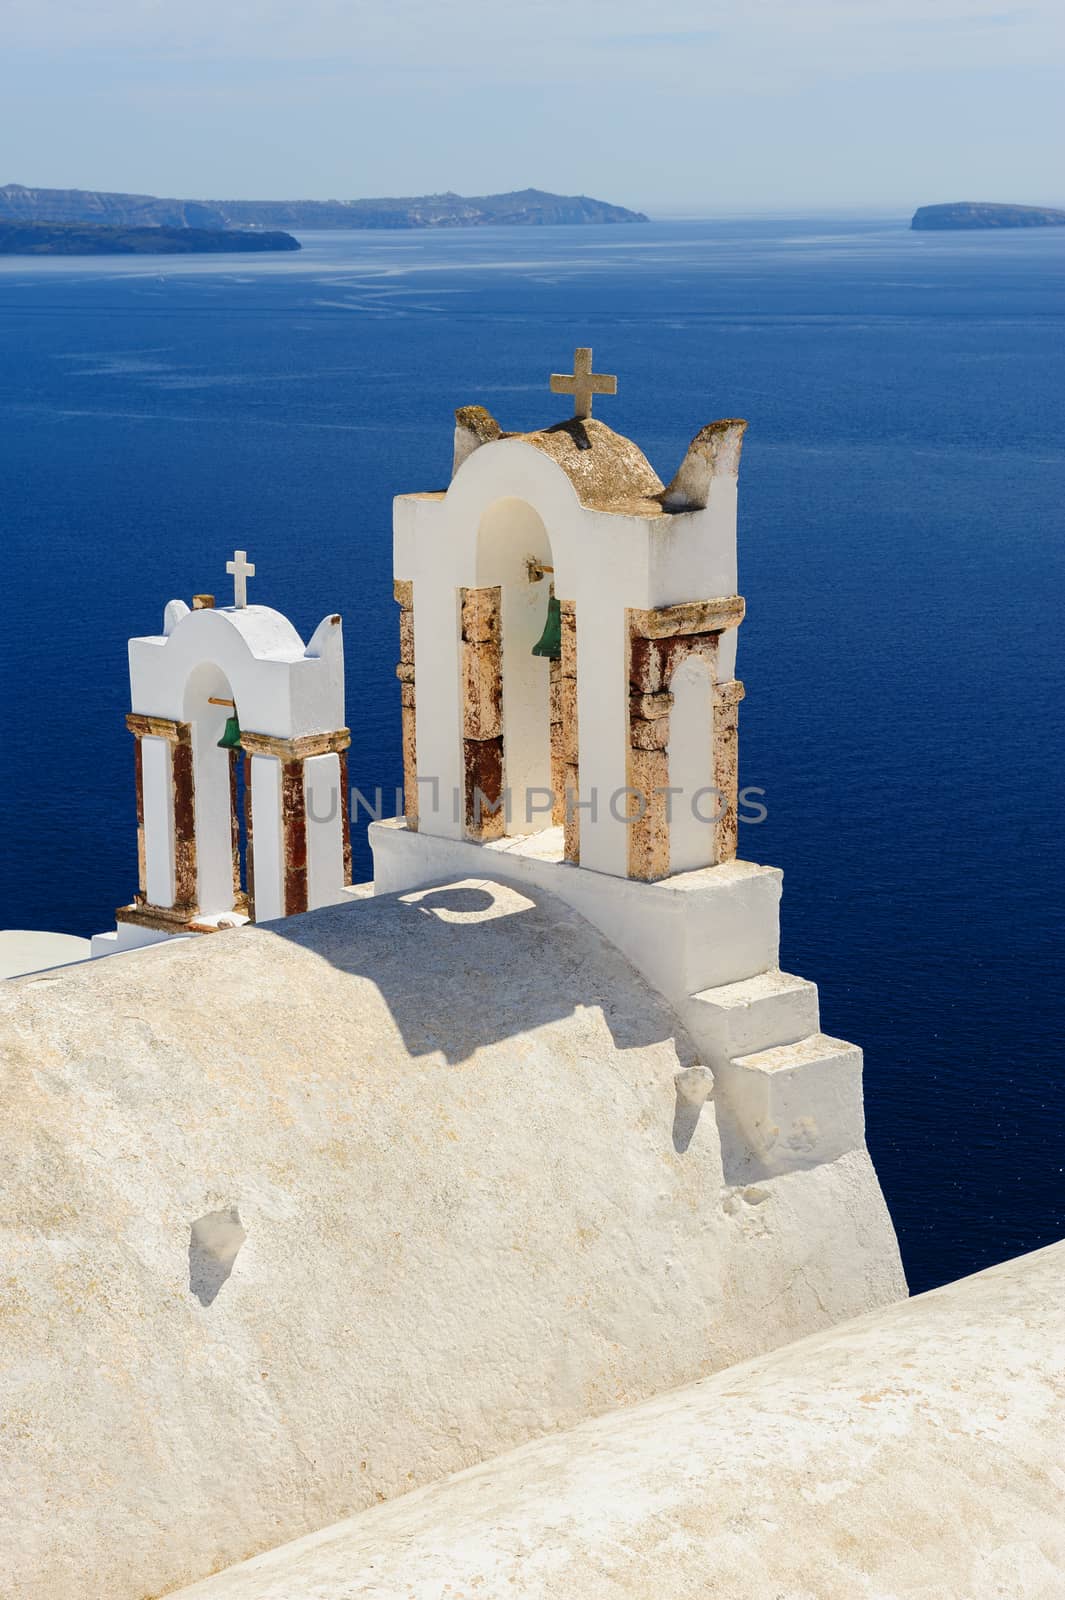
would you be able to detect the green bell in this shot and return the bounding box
[531,594,562,659]
[217,714,242,751]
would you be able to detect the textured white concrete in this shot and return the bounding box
[169,1242,1065,1600]
[0,930,90,979]
[0,878,903,1600]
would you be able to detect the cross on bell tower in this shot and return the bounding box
[226,549,255,609]
[550,347,617,421]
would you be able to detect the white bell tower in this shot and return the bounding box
[369,351,873,1186]
[93,556,353,957]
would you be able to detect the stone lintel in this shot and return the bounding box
[126,712,191,744]
[629,595,745,640]
[239,728,352,762]
[115,900,198,933]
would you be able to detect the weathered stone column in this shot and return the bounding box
[625,596,745,882]
[240,729,352,921]
[119,713,198,929]
[557,599,580,861]
[394,580,418,831]
[460,585,504,842]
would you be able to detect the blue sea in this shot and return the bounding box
[2,216,1062,1294]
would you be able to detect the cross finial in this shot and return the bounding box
[226,549,255,609]
[550,347,617,421]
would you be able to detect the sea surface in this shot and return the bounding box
[2,216,1062,1294]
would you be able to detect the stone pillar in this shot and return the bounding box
[119,713,198,929]
[713,678,746,865]
[394,580,418,831]
[558,599,580,862]
[625,596,745,883]
[240,729,352,922]
[460,585,504,842]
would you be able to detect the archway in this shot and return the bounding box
[474,497,556,838]
[183,661,245,919]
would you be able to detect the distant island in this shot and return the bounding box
[0,221,301,256]
[912,202,1065,231]
[0,183,647,231]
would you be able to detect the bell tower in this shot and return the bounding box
[371,351,875,1189]
[388,348,747,880]
[93,554,354,957]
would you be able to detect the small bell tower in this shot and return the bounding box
[93,555,354,956]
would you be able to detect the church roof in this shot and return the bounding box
[450,405,747,516]
[170,1241,1065,1600]
[0,878,898,1600]
[513,416,667,516]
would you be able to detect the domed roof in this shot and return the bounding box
[454,405,668,516]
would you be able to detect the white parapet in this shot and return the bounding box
[369,818,781,1005]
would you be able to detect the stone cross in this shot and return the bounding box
[550,347,617,420]
[226,550,255,609]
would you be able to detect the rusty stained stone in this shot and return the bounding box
[627,634,667,696]
[463,640,503,741]
[629,715,670,752]
[393,579,413,611]
[464,735,505,841]
[192,594,216,610]
[558,673,580,765]
[243,754,256,921]
[659,631,719,686]
[629,595,745,641]
[338,748,354,883]
[549,658,566,826]
[713,680,745,865]
[281,759,309,916]
[626,745,671,882]
[630,691,673,721]
[395,661,416,685]
[126,711,184,744]
[558,600,579,858]
[170,733,199,914]
[228,750,244,906]
[559,600,577,675]
[398,609,415,666]
[460,585,501,646]
[239,729,351,762]
[563,763,581,862]
[401,697,419,832]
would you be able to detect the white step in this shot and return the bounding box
[683,969,820,1065]
[713,1032,865,1176]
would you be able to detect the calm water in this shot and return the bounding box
[2,216,1063,1294]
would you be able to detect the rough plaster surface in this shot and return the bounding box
[170,1242,1065,1600]
[0,879,902,1600]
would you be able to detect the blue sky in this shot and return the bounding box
[2,0,1062,210]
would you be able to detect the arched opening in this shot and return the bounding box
[475,498,555,837]
[668,652,718,876]
[183,661,246,918]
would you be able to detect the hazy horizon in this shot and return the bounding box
[3,1,1062,214]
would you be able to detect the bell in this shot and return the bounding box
[531,594,562,659]
[217,714,242,751]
